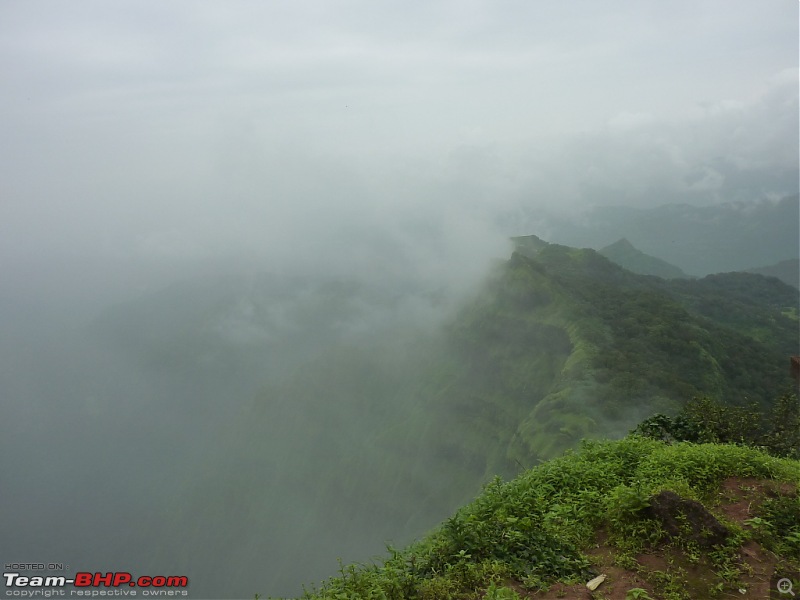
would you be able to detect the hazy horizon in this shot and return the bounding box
[2,1,797,270]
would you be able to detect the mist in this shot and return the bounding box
[1,1,798,597]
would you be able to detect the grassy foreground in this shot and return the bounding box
[291,437,800,600]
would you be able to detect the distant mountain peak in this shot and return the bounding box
[599,238,688,279]
[608,237,634,249]
[540,195,799,276]
[510,234,550,258]
[745,258,800,289]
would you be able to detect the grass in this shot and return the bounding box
[293,436,800,599]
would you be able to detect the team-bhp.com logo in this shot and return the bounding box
[4,571,188,597]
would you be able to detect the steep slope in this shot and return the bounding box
[85,241,799,597]
[599,238,688,279]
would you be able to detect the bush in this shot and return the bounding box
[634,393,800,458]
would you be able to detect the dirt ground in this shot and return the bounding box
[501,477,798,600]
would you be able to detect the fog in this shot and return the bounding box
[1,1,797,598]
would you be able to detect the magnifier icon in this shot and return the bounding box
[777,578,796,596]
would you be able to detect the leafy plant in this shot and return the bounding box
[483,582,521,600]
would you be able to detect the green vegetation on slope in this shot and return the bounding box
[297,436,800,600]
[273,241,798,594]
[433,241,798,468]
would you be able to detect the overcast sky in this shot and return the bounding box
[1,0,797,271]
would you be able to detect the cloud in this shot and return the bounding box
[0,0,795,269]
[607,112,656,132]
[135,229,210,259]
[684,167,724,192]
[504,68,799,211]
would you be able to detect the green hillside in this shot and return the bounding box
[284,240,797,596]
[426,240,798,470]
